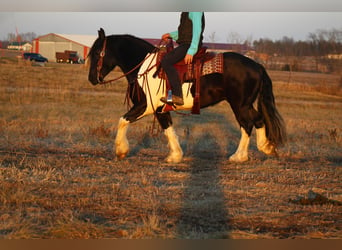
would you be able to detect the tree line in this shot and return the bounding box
[0,32,37,48]
[5,32,37,43]
[252,28,342,57]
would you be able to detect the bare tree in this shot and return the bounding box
[244,34,254,48]
[7,33,16,42]
[6,32,37,42]
[226,31,243,44]
[22,32,37,42]
[207,31,217,43]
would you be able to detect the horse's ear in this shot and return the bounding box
[98,28,105,40]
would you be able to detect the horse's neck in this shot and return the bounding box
[117,53,147,79]
[110,36,155,83]
[119,52,152,84]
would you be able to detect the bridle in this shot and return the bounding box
[96,37,107,83]
[95,37,160,85]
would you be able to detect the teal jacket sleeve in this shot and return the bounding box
[169,30,178,41]
[169,12,203,56]
[187,12,203,56]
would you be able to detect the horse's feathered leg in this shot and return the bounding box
[256,126,277,156]
[229,127,250,162]
[115,117,130,159]
[155,108,183,163]
[164,126,183,163]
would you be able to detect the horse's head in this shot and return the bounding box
[88,28,158,85]
[88,28,115,85]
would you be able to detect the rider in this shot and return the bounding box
[160,12,205,106]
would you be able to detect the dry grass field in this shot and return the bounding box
[0,58,341,239]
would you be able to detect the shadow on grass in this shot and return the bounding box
[176,131,231,238]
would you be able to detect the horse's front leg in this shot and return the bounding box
[155,109,183,163]
[164,126,183,163]
[115,117,130,159]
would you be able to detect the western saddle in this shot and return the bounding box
[154,40,214,114]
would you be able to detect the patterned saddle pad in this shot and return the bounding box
[202,53,224,76]
[176,52,224,82]
[155,50,224,82]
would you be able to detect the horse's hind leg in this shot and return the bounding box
[256,126,276,156]
[229,106,276,162]
[251,104,277,156]
[229,127,250,162]
[229,106,255,162]
[115,117,130,159]
[155,108,183,163]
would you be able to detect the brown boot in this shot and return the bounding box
[160,95,184,106]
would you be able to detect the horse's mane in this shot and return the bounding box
[108,34,157,53]
[88,34,157,58]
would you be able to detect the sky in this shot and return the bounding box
[1,12,341,43]
[0,1,341,43]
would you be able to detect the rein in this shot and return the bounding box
[96,38,107,82]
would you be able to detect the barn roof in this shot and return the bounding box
[55,34,97,48]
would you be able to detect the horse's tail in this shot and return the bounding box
[258,68,287,147]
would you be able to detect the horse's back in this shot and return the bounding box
[223,52,263,70]
[222,51,266,89]
[218,52,267,108]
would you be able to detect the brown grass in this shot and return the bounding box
[0,60,341,239]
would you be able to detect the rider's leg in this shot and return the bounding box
[160,44,190,105]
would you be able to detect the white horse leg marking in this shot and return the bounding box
[229,127,250,162]
[115,117,130,159]
[164,126,183,163]
[256,125,275,155]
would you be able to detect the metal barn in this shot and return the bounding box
[32,33,96,62]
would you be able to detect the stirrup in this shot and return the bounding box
[159,103,176,113]
[166,90,173,102]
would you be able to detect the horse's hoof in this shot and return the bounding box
[115,144,129,160]
[116,153,128,160]
[269,148,279,158]
[165,155,182,164]
[229,154,248,162]
[259,142,277,156]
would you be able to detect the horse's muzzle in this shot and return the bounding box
[88,74,101,85]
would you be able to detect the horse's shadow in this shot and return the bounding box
[179,108,243,158]
[174,109,235,238]
[176,130,231,238]
[128,109,242,238]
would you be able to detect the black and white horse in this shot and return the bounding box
[87,28,286,163]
